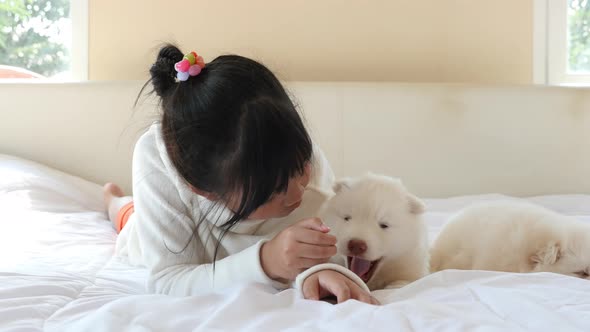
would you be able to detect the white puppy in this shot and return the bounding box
[320,173,430,290]
[430,201,590,280]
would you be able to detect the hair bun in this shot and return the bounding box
[150,44,184,97]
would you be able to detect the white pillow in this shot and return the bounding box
[0,154,104,213]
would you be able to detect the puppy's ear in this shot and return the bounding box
[530,242,562,265]
[333,178,353,193]
[407,193,425,214]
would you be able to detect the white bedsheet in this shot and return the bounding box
[1,154,589,332]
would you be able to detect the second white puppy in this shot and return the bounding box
[430,201,590,280]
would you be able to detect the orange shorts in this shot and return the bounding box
[115,201,134,233]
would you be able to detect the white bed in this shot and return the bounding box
[1,81,589,331]
[2,154,590,332]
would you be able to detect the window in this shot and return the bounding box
[536,0,590,85]
[0,0,87,81]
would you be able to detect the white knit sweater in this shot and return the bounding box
[116,123,368,296]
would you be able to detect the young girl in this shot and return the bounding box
[105,45,376,304]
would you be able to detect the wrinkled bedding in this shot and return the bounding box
[1,154,589,332]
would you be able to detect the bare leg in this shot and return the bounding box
[103,183,132,228]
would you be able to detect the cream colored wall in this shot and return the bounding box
[89,0,533,83]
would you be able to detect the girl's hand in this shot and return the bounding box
[302,270,379,305]
[261,218,337,282]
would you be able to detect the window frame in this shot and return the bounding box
[0,0,88,82]
[535,0,590,86]
[70,0,88,81]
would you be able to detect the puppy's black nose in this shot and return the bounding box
[348,239,367,255]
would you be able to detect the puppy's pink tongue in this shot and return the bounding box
[350,257,371,278]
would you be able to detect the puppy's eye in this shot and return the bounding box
[574,271,589,278]
[342,215,351,222]
[379,223,390,229]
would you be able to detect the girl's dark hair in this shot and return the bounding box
[142,44,312,262]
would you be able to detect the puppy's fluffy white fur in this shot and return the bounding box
[320,173,430,290]
[430,201,590,279]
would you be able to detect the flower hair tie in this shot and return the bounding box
[174,51,206,82]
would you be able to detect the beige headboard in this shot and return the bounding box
[1,81,589,198]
